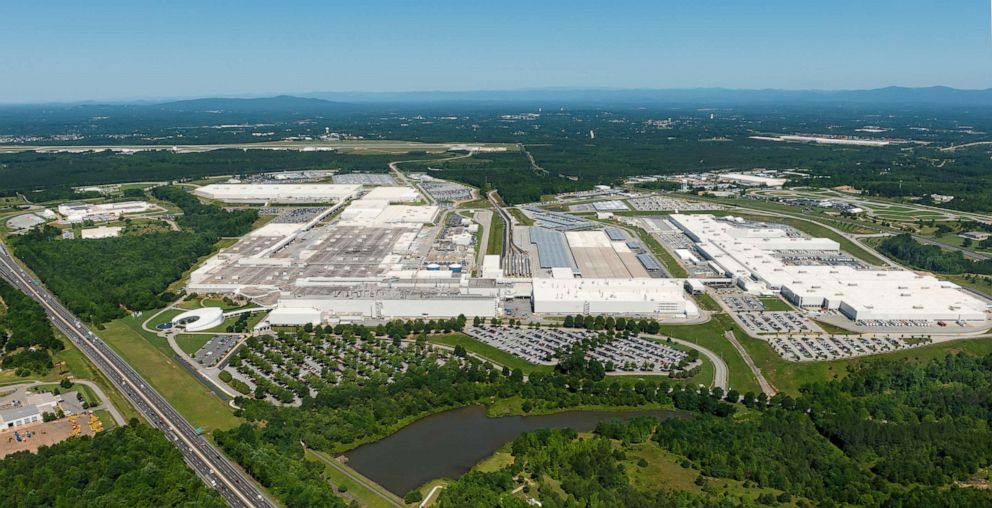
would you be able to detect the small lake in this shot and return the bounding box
[344,405,682,495]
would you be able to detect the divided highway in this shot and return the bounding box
[0,244,274,508]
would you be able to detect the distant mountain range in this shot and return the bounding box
[4,87,992,111]
[297,86,992,106]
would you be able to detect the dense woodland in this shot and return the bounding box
[0,422,225,507]
[436,353,992,507]
[878,233,992,275]
[0,279,62,374]
[0,150,444,197]
[11,186,255,323]
[12,227,213,323]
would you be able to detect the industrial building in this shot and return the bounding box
[0,392,60,429]
[531,278,699,317]
[188,184,501,323]
[171,307,225,332]
[57,201,153,223]
[193,183,361,204]
[669,214,989,323]
[717,173,788,187]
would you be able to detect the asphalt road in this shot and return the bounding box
[0,244,274,508]
[645,334,728,391]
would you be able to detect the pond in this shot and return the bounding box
[344,405,682,495]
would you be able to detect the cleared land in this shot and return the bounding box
[99,313,239,432]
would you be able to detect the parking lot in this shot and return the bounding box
[464,326,690,374]
[192,334,240,367]
[717,290,820,334]
[627,196,723,212]
[225,331,461,405]
[769,335,925,362]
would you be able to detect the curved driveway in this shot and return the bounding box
[644,334,728,391]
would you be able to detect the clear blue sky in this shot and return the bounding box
[1,0,990,103]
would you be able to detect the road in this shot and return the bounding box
[645,335,728,391]
[0,244,274,508]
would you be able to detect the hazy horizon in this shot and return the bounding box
[3,1,991,103]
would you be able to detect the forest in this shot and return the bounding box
[435,352,992,507]
[12,226,213,323]
[0,422,225,507]
[878,233,992,275]
[0,149,443,197]
[0,278,62,375]
[10,186,255,324]
[151,186,257,239]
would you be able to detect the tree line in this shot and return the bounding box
[0,278,62,375]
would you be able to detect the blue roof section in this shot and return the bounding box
[529,227,578,270]
[604,227,627,241]
[636,253,664,271]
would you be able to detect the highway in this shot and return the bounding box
[0,244,274,508]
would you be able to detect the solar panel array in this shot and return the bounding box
[529,227,577,269]
[604,227,628,241]
[636,253,664,271]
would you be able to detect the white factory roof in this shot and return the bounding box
[670,213,989,321]
[363,186,422,203]
[268,306,322,326]
[171,307,224,332]
[194,184,361,203]
[718,173,788,187]
[532,278,685,304]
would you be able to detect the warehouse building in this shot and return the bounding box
[531,278,699,317]
[57,201,153,223]
[193,183,361,204]
[670,214,989,322]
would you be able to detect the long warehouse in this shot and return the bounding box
[669,214,989,322]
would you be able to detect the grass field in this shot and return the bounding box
[759,296,793,311]
[658,316,761,394]
[487,214,505,256]
[176,334,213,356]
[508,207,535,226]
[99,313,239,432]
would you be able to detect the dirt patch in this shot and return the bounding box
[0,415,99,458]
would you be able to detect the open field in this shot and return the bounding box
[486,214,505,256]
[659,316,761,394]
[99,313,239,432]
[759,296,793,311]
[176,334,213,356]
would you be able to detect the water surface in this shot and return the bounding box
[344,405,681,495]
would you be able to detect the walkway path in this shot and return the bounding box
[304,444,406,508]
[724,331,776,396]
[643,334,728,391]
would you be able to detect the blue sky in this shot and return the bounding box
[1,0,990,102]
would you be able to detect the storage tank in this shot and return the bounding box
[426,263,441,271]
[449,263,463,273]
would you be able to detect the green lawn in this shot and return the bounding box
[176,334,213,356]
[657,316,761,394]
[99,313,240,432]
[759,297,793,312]
[508,207,535,226]
[487,214,505,256]
[428,333,553,374]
